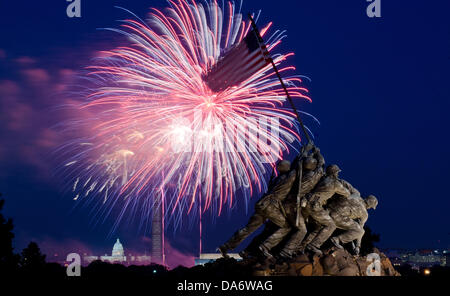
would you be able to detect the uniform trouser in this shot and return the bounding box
[332,216,364,245]
[224,204,289,251]
[259,202,293,251]
[224,211,266,250]
[260,226,291,251]
[242,222,278,254]
[308,207,336,248]
[300,224,320,250]
[280,212,307,255]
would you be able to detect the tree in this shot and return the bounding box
[20,242,46,272]
[0,195,19,273]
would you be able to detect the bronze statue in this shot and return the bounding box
[303,164,351,255]
[250,143,319,258]
[278,146,325,258]
[218,143,380,266]
[218,159,298,258]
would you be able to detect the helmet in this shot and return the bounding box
[326,164,341,175]
[365,195,378,209]
[303,157,318,170]
[277,160,291,174]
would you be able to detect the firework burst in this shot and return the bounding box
[59,0,312,231]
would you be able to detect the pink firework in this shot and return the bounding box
[61,0,311,230]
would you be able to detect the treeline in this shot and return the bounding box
[0,195,63,277]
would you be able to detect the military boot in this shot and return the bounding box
[258,244,274,260]
[279,249,294,260]
[330,237,343,249]
[306,244,323,256]
[218,244,230,258]
[239,249,250,259]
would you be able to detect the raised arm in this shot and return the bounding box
[292,142,315,171]
[314,147,325,167]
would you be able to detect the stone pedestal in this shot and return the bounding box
[248,248,400,276]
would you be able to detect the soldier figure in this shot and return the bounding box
[304,164,351,255]
[298,178,361,250]
[328,195,378,255]
[218,159,297,258]
[278,146,325,258]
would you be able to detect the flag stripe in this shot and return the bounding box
[207,42,261,80]
[207,49,261,84]
[218,55,267,88]
[203,29,271,93]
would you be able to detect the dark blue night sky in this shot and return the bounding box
[0,0,449,260]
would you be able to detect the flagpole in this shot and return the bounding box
[248,14,312,144]
[248,14,312,228]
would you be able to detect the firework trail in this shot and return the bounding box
[59,0,312,232]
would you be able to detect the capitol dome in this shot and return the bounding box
[112,238,124,257]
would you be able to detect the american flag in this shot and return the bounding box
[203,29,272,93]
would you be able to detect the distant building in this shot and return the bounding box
[444,251,450,267]
[381,248,412,264]
[407,250,442,267]
[194,253,241,266]
[100,238,127,263]
[83,238,151,266]
[383,248,450,268]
